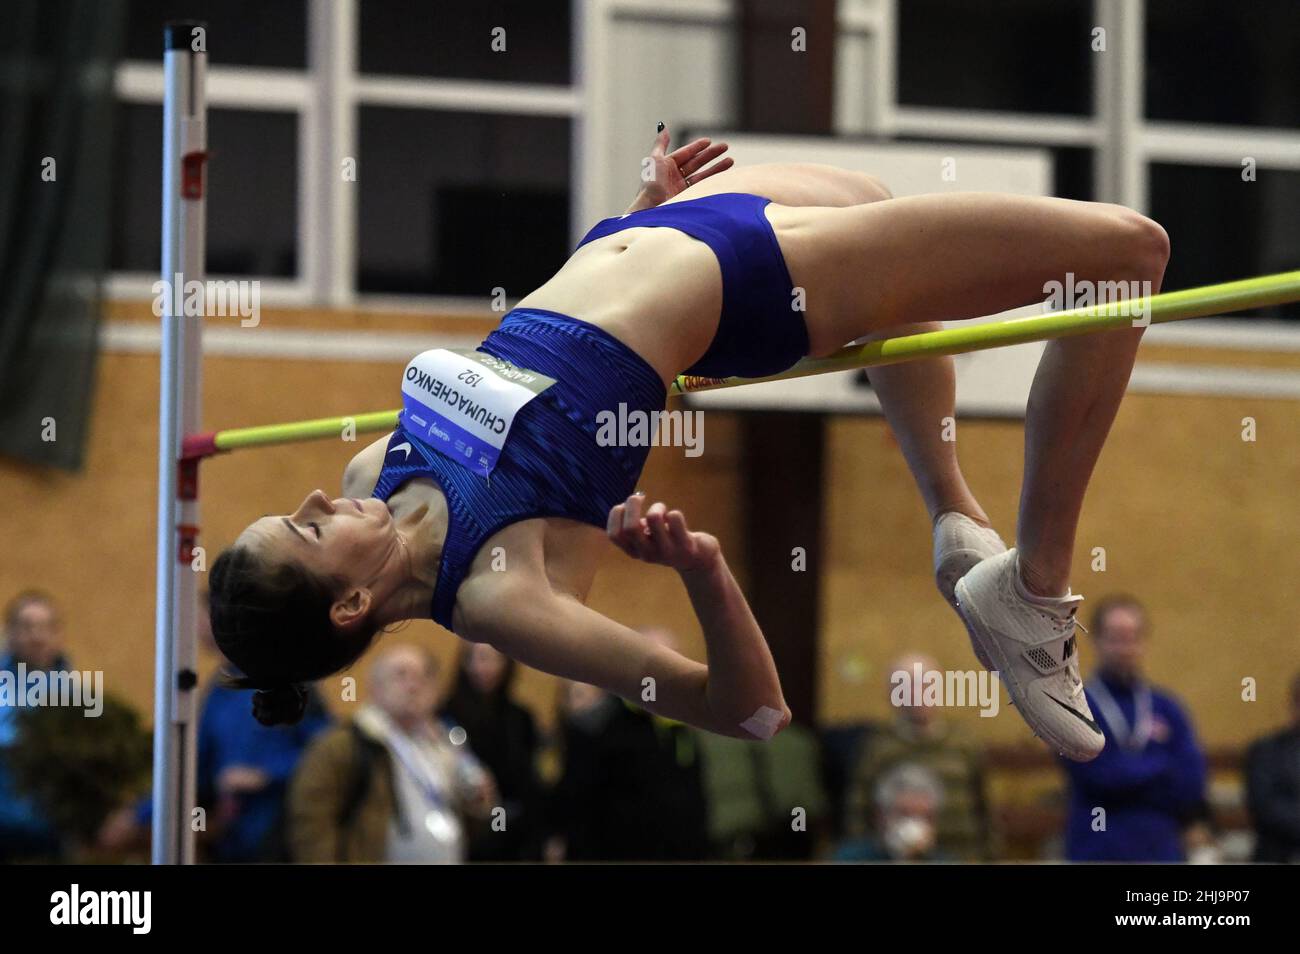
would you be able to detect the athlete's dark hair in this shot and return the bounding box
[209,545,380,726]
[1088,593,1149,639]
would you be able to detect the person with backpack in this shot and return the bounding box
[287,644,495,863]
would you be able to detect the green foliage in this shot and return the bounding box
[6,692,151,844]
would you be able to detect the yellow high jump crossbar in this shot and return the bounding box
[184,269,1300,458]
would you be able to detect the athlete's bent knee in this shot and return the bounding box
[1101,204,1171,277]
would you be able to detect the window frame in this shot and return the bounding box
[109,0,581,315]
[839,0,1300,346]
[109,0,1300,341]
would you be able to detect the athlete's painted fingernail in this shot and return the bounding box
[656,121,664,133]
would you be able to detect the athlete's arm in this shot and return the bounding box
[623,125,732,214]
[340,432,392,497]
[608,493,790,739]
[460,495,790,740]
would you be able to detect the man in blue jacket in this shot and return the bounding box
[1063,594,1206,861]
[119,596,332,861]
[0,591,67,861]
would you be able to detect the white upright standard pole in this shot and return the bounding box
[153,20,207,866]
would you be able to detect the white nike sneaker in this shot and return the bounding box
[933,511,1007,612]
[954,548,1105,762]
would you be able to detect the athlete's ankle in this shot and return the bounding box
[1015,552,1069,600]
[931,505,993,531]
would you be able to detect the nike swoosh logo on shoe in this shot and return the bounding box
[1045,693,1103,735]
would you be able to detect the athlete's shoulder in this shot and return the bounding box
[453,549,557,643]
[341,431,396,497]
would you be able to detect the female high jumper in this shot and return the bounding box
[210,128,1170,761]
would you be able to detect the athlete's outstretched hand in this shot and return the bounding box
[606,492,720,572]
[627,125,733,213]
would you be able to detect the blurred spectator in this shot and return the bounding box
[288,644,494,863]
[841,653,995,860]
[100,596,331,862]
[697,718,829,860]
[834,763,948,861]
[1064,595,1206,861]
[1183,810,1225,865]
[1245,671,1300,862]
[0,590,68,861]
[439,642,544,860]
[545,628,708,860]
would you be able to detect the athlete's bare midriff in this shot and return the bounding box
[515,226,724,386]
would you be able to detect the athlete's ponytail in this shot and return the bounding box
[209,545,379,725]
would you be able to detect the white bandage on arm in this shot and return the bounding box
[739,705,785,740]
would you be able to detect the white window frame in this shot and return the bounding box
[846,0,1300,207]
[110,0,1300,340]
[109,0,582,317]
[837,0,1300,347]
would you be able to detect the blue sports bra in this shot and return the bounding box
[369,309,667,633]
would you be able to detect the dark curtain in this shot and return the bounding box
[0,0,126,469]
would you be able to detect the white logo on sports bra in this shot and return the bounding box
[390,441,412,460]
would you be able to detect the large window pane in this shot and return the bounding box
[1148,163,1300,320]
[898,0,1093,115]
[1146,0,1300,128]
[124,0,307,68]
[1048,145,1093,201]
[111,104,298,276]
[359,0,571,83]
[357,107,570,296]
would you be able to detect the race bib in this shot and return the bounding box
[400,348,555,478]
